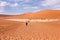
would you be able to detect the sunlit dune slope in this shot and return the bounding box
[0,10,60,19]
[7,10,60,19]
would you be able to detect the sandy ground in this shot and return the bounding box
[0,10,60,40]
[0,19,60,40]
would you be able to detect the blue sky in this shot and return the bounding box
[0,0,60,14]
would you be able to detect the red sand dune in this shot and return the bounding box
[7,10,60,19]
[0,10,60,40]
[0,10,60,19]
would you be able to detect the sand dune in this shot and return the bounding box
[0,10,60,40]
[5,10,60,19]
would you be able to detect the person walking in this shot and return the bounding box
[26,19,30,26]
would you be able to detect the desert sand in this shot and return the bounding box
[0,10,60,40]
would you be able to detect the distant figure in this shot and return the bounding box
[26,19,30,26]
[26,22,28,26]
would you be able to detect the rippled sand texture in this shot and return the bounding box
[0,10,60,40]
